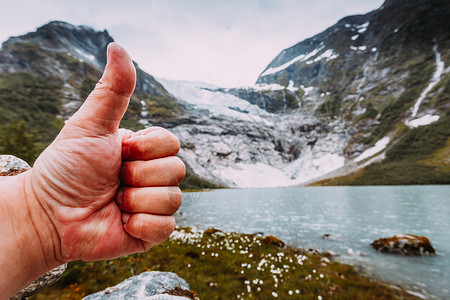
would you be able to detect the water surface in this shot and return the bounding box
[177,186,450,299]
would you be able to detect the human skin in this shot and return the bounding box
[0,43,185,299]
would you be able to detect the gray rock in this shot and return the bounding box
[83,271,197,300]
[10,264,67,300]
[0,155,30,174]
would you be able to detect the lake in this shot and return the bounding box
[177,186,450,299]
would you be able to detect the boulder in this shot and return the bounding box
[371,234,436,256]
[262,235,286,248]
[83,271,198,300]
[0,155,30,176]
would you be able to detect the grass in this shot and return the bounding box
[30,227,421,300]
[312,112,450,186]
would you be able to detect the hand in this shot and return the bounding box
[0,43,185,298]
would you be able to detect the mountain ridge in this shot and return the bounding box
[0,0,449,187]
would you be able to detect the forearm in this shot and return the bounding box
[0,172,60,299]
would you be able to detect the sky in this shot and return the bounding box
[0,0,384,87]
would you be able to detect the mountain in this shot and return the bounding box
[250,0,450,185]
[0,21,179,139]
[1,0,449,188]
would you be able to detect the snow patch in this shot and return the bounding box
[406,42,445,127]
[216,163,292,188]
[74,48,95,62]
[251,83,285,91]
[355,137,390,162]
[306,49,339,64]
[261,45,325,77]
[283,152,346,184]
[287,80,298,92]
[300,85,314,96]
[351,35,359,40]
[356,22,370,33]
[411,44,444,117]
[407,114,440,128]
[158,78,270,122]
[217,153,346,187]
[350,46,367,51]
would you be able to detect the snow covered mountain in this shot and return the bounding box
[158,79,349,187]
[0,0,449,187]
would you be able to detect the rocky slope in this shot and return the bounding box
[162,0,449,187]
[1,0,449,187]
[0,21,179,135]
[255,0,450,159]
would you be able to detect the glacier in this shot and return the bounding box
[159,80,349,188]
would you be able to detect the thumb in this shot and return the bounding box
[65,43,136,135]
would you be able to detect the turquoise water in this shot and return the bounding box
[177,186,450,299]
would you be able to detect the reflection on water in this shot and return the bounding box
[177,186,450,299]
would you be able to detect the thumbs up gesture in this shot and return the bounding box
[0,43,185,297]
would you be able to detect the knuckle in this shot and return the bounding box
[161,216,176,237]
[169,133,181,153]
[168,187,182,211]
[127,162,139,186]
[173,157,186,181]
[152,217,175,244]
[124,188,138,210]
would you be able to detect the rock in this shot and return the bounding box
[204,228,223,235]
[321,233,341,240]
[10,264,67,300]
[371,234,436,256]
[83,271,198,300]
[262,235,286,248]
[0,155,30,175]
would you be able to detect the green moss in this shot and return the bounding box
[78,76,97,99]
[355,102,378,123]
[118,119,146,132]
[139,94,180,119]
[284,90,300,109]
[385,112,450,162]
[332,113,450,185]
[364,52,435,144]
[30,228,419,300]
[317,95,341,118]
[429,72,450,107]
[350,161,449,185]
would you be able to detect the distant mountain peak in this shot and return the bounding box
[2,20,113,69]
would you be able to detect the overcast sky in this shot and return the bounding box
[0,0,384,87]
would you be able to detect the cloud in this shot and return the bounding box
[0,0,384,87]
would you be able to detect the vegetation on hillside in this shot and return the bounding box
[0,120,41,163]
[0,72,63,144]
[312,112,450,186]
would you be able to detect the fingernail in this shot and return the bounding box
[122,212,131,224]
[107,42,114,62]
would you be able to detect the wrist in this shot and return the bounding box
[0,170,63,298]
